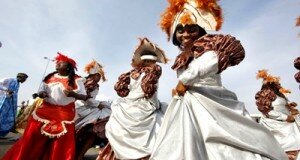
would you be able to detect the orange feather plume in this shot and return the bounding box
[256,69,280,84]
[84,61,97,73]
[279,88,291,95]
[256,69,268,79]
[179,12,194,25]
[264,76,280,84]
[257,69,290,94]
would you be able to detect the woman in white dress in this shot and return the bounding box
[98,38,168,160]
[75,60,111,160]
[256,70,300,160]
[150,0,287,160]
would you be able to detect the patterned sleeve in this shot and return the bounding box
[141,64,162,99]
[294,57,300,83]
[114,72,131,97]
[193,34,245,73]
[255,89,276,115]
[294,57,300,70]
[295,72,300,83]
[171,51,194,71]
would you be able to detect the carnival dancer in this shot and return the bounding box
[255,70,300,160]
[0,73,28,137]
[75,60,111,160]
[150,0,288,160]
[98,38,168,160]
[2,52,89,160]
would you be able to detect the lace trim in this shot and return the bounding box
[32,110,74,138]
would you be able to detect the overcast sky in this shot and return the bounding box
[0,0,299,113]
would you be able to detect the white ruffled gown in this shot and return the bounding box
[105,73,164,159]
[150,51,288,160]
[75,88,111,130]
[260,96,300,159]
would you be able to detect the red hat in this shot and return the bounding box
[55,52,77,70]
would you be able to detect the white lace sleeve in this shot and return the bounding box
[178,51,218,85]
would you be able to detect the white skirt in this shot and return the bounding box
[105,97,163,159]
[150,86,288,160]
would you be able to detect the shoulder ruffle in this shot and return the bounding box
[114,72,131,97]
[141,64,162,99]
[193,34,245,73]
[294,57,300,83]
[255,89,276,115]
[172,34,245,72]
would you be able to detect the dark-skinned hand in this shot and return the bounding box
[286,115,295,122]
[38,91,48,98]
[175,81,188,96]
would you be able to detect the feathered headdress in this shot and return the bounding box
[84,60,106,82]
[160,0,223,41]
[55,52,77,70]
[256,69,291,94]
[131,37,168,67]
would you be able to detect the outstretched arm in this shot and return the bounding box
[64,77,90,101]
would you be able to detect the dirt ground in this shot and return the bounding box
[0,132,99,159]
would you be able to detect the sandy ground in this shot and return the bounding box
[0,132,99,159]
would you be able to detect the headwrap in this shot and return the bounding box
[55,52,77,70]
[131,37,168,67]
[17,73,28,78]
[84,60,106,82]
[160,0,223,41]
[256,69,291,95]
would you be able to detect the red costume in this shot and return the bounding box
[3,53,86,160]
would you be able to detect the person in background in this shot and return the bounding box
[75,60,111,160]
[0,73,28,137]
[256,69,300,160]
